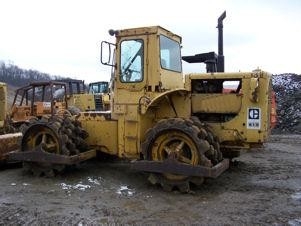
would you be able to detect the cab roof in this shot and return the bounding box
[115,26,182,43]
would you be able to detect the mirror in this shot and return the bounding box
[101,41,116,67]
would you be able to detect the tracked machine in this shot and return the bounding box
[9,12,276,191]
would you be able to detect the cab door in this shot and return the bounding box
[114,37,147,158]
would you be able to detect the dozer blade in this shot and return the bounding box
[0,132,22,161]
[131,158,229,178]
[8,145,97,165]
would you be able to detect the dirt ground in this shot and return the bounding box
[0,134,300,225]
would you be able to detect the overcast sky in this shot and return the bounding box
[0,0,300,83]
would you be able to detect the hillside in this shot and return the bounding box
[0,62,75,109]
[0,62,72,88]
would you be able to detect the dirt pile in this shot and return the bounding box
[272,73,301,134]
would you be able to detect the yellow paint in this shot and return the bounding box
[77,26,273,159]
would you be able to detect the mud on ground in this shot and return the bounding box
[0,135,300,225]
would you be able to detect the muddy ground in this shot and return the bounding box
[0,134,300,225]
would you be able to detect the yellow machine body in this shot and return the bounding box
[70,93,96,111]
[186,70,273,148]
[77,26,273,159]
[70,81,110,111]
[11,17,276,190]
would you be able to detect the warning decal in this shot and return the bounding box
[247,108,261,129]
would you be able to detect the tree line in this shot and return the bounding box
[0,61,70,87]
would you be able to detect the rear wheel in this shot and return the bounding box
[20,115,88,176]
[190,116,223,165]
[142,118,211,192]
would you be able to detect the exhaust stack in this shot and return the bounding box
[217,11,226,72]
[182,10,227,73]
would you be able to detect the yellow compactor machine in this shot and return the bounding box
[10,12,276,191]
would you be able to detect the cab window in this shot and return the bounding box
[191,79,242,93]
[160,35,182,72]
[120,39,144,82]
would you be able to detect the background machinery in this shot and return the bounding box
[0,82,7,133]
[0,82,21,161]
[8,81,69,129]
[52,79,110,112]
[9,12,275,191]
[6,80,89,173]
[88,81,110,111]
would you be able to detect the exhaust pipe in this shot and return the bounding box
[217,11,226,72]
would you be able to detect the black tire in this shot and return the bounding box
[141,118,211,192]
[21,115,89,176]
[190,116,223,165]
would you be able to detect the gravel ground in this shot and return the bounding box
[0,134,300,225]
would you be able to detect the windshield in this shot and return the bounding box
[120,39,144,82]
[89,83,108,93]
[160,35,182,72]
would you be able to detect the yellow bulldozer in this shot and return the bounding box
[9,11,276,191]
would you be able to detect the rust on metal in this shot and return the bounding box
[8,146,96,165]
[0,132,22,160]
[131,158,229,178]
[81,111,111,120]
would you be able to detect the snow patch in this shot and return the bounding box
[117,185,135,197]
[60,183,91,191]
[87,177,102,185]
[59,176,102,192]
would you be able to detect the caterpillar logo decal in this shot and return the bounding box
[247,108,261,129]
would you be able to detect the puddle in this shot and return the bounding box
[10,183,30,186]
[0,197,12,205]
[288,218,301,226]
[291,192,301,201]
